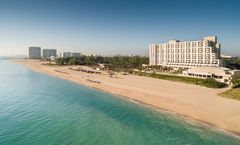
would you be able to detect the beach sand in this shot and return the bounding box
[18,59,240,136]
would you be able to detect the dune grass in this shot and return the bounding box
[220,89,240,100]
[220,80,240,100]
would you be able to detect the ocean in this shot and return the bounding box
[0,60,239,145]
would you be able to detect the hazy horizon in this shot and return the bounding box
[0,0,240,56]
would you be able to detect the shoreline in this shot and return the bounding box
[92,88,240,139]
[16,59,240,137]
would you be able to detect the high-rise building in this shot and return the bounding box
[149,36,221,68]
[62,52,71,58]
[62,52,81,58]
[29,47,41,59]
[71,52,81,57]
[42,49,57,59]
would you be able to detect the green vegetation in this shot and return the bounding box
[232,79,240,88]
[220,89,240,100]
[56,55,149,71]
[223,57,240,69]
[220,80,240,100]
[134,71,227,88]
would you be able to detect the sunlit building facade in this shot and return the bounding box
[149,36,221,67]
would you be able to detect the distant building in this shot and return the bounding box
[62,52,81,58]
[71,52,81,57]
[221,54,232,59]
[29,47,41,59]
[149,36,221,68]
[62,52,71,58]
[42,49,57,59]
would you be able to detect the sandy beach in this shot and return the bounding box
[18,59,240,136]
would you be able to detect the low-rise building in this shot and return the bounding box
[183,67,240,84]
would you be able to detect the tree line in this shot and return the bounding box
[56,55,149,70]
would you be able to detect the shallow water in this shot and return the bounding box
[0,60,239,145]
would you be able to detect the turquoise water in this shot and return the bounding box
[0,60,239,145]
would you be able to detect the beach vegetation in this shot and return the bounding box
[56,55,149,70]
[220,89,240,100]
[220,79,240,100]
[134,71,227,88]
[222,57,240,69]
[232,79,240,88]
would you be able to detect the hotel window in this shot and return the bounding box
[205,60,210,64]
[167,44,169,48]
[187,42,191,48]
[192,42,196,47]
[181,43,185,48]
[176,43,179,48]
[192,54,196,59]
[176,54,179,58]
[180,49,184,53]
[198,54,203,59]
[181,54,184,59]
[176,49,179,53]
[205,48,210,53]
[205,41,209,46]
[205,54,210,59]
[198,48,203,53]
[208,41,212,46]
[192,48,196,53]
[198,42,203,47]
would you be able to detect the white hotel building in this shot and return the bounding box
[149,36,221,68]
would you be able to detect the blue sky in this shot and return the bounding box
[0,0,240,56]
